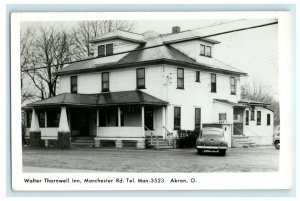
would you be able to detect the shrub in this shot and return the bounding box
[178,130,200,148]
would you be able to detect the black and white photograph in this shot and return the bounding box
[10,11,292,191]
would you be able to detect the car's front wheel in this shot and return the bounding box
[274,141,280,149]
[197,149,204,155]
[219,149,226,156]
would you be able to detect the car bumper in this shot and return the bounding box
[196,146,227,150]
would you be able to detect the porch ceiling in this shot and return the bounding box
[25,90,168,108]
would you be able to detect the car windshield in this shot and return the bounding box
[202,134,222,139]
[202,130,223,138]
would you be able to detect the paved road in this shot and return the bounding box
[23,147,279,173]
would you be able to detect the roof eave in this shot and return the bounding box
[163,37,221,45]
[89,36,146,44]
[55,59,247,77]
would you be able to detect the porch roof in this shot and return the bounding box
[213,99,237,106]
[26,90,168,108]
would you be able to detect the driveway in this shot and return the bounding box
[23,147,279,173]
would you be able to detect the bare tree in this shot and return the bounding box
[21,21,135,102]
[21,24,75,99]
[241,81,280,126]
[72,20,135,59]
[20,27,39,103]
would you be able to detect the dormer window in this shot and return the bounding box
[98,43,113,57]
[200,44,205,56]
[200,44,212,57]
[206,46,212,57]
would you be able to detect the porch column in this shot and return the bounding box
[58,107,71,149]
[29,108,41,148]
[118,107,121,127]
[162,106,166,139]
[141,106,145,137]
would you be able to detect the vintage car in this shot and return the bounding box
[273,126,280,149]
[196,127,228,156]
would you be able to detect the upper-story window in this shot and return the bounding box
[102,72,109,92]
[206,46,212,57]
[136,68,145,89]
[200,44,205,56]
[177,68,184,89]
[200,44,212,57]
[106,44,113,56]
[195,71,200,82]
[70,76,77,94]
[211,73,216,93]
[230,77,236,95]
[98,43,113,57]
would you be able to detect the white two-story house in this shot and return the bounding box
[24,26,274,149]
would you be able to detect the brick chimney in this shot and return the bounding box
[172,26,180,34]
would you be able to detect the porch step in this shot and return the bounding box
[146,137,176,149]
[232,136,258,148]
[71,136,95,147]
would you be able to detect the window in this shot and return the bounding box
[234,114,241,122]
[70,76,77,94]
[106,43,113,56]
[251,110,255,121]
[98,45,105,57]
[211,73,216,92]
[177,68,184,89]
[98,44,113,57]
[257,111,261,125]
[174,107,181,130]
[195,71,200,82]
[246,110,249,125]
[136,68,145,89]
[26,111,32,128]
[267,114,271,126]
[230,77,236,95]
[38,112,45,128]
[102,72,109,92]
[200,44,205,56]
[206,46,212,57]
[219,113,227,121]
[195,108,201,131]
[47,110,60,127]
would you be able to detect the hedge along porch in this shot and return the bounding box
[23,90,168,149]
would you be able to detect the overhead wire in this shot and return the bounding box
[21,21,278,73]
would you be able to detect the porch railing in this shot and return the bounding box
[163,126,176,148]
[233,124,262,146]
[145,125,159,150]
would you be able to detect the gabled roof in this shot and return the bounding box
[56,29,246,76]
[25,90,168,108]
[89,30,146,44]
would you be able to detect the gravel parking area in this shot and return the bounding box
[23,146,279,172]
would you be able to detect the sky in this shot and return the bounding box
[21,19,279,100]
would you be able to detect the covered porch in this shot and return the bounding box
[23,90,168,149]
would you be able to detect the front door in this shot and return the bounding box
[71,108,90,136]
[144,106,154,130]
